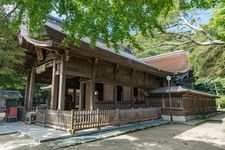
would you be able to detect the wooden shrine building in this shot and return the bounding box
[147,85,218,121]
[17,16,218,124]
[17,16,171,112]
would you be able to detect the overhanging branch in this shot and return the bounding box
[0,6,17,21]
[179,14,214,41]
[165,32,225,46]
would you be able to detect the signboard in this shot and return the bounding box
[36,64,46,74]
[36,47,44,61]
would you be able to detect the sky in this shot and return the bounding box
[195,10,212,25]
[50,9,212,35]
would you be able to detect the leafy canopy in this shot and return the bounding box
[1,0,219,46]
[0,1,25,89]
[0,0,223,90]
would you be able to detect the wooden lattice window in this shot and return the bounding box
[164,97,181,108]
[172,98,181,108]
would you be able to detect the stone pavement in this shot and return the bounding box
[0,119,169,144]
[0,125,17,135]
[49,119,170,149]
[0,121,71,142]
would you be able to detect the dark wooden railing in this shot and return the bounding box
[35,107,161,133]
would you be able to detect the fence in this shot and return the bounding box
[35,107,161,133]
[36,110,72,130]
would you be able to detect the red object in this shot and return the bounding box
[6,106,17,117]
[4,99,18,122]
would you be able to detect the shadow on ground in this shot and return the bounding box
[63,113,225,150]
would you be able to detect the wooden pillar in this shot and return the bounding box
[131,69,135,107]
[58,55,66,110]
[144,73,147,106]
[79,82,84,110]
[27,69,35,111]
[90,60,96,110]
[114,65,117,106]
[24,69,31,110]
[51,60,59,110]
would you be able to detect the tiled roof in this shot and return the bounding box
[42,15,172,76]
[147,86,219,98]
[46,16,148,66]
[142,50,189,74]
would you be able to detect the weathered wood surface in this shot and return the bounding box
[36,110,71,130]
[35,107,161,132]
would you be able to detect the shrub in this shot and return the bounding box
[217,96,225,108]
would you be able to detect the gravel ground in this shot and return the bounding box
[64,123,225,150]
[0,133,49,150]
[1,113,225,150]
[63,113,225,150]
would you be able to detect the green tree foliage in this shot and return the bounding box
[0,0,224,90]
[0,0,219,46]
[0,1,25,89]
[33,84,50,108]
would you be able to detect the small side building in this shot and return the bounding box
[0,90,23,121]
[147,86,218,122]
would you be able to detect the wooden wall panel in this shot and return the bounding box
[145,74,151,88]
[133,71,145,87]
[151,77,162,88]
[104,84,114,101]
[95,63,114,80]
[123,86,131,101]
[116,66,132,83]
[66,57,92,77]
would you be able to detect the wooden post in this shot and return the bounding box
[58,55,66,110]
[79,82,84,110]
[27,69,35,111]
[140,107,143,121]
[70,109,75,134]
[97,109,101,130]
[144,73,147,106]
[24,69,31,110]
[57,110,60,127]
[116,108,119,125]
[91,60,96,110]
[51,59,58,110]
[44,110,47,127]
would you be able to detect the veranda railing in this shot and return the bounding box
[35,107,161,134]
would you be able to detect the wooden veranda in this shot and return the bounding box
[35,107,161,133]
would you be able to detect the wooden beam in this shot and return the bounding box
[58,55,66,110]
[27,69,35,111]
[24,69,31,110]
